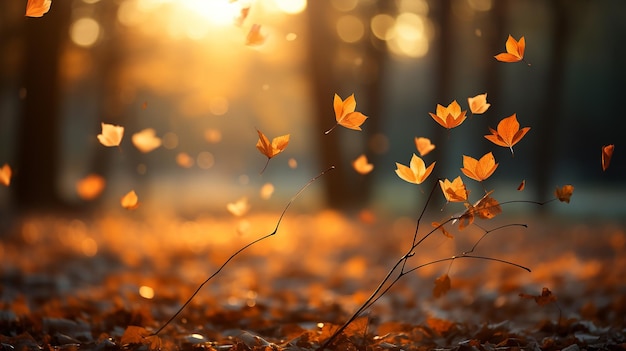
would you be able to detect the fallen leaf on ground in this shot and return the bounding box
[520,287,557,306]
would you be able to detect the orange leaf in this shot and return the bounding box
[494,35,526,63]
[460,152,498,182]
[256,129,289,173]
[352,154,374,175]
[602,144,614,171]
[25,0,51,17]
[426,316,455,335]
[97,123,124,147]
[234,5,251,27]
[120,325,150,346]
[132,128,162,153]
[555,184,574,203]
[395,154,435,185]
[121,190,140,210]
[433,274,451,298]
[76,174,106,200]
[484,114,530,156]
[467,93,491,114]
[325,94,368,134]
[517,179,526,191]
[415,137,435,156]
[432,221,453,239]
[439,176,468,203]
[227,197,250,217]
[519,287,557,306]
[455,190,501,230]
[429,100,467,129]
[246,24,267,46]
[0,164,12,187]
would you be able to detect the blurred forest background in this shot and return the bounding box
[1,0,625,221]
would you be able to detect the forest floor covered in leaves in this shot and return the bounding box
[1,211,625,350]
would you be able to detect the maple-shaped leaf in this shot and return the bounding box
[246,24,267,46]
[97,123,124,147]
[461,152,498,182]
[25,0,51,17]
[325,94,368,134]
[256,129,289,173]
[429,100,467,130]
[432,221,453,239]
[227,197,250,217]
[494,35,527,64]
[0,164,12,187]
[602,144,614,171]
[439,176,468,203]
[76,174,106,200]
[433,274,451,298]
[555,184,574,203]
[485,114,530,156]
[121,190,140,210]
[132,128,162,153]
[395,153,435,185]
[352,154,374,174]
[456,190,501,230]
[520,287,557,306]
[415,137,435,156]
[467,93,491,114]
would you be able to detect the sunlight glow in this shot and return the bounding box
[179,0,240,26]
[70,18,100,47]
[336,15,364,43]
[272,0,307,14]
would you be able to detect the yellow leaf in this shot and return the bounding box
[555,184,574,203]
[494,35,527,64]
[121,190,140,210]
[484,114,530,156]
[352,154,374,174]
[97,123,124,147]
[25,0,51,17]
[432,221,453,239]
[429,100,467,129]
[132,128,162,153]
[602,144,614,171]
[415,137,435,156]
[76,174,106,200]
[395,154,435,185]
[325,94,368,134]
[460,152,498,182]
[227,197,250,217]
[433,274,451,298]
[0,164,12,187]
[455,190,501,230]
[467,93,491,114]
[439,176,468,203]
[246,24,266,46]
[256,129,289,173]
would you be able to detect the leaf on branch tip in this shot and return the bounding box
[395,154,435,185]
[467,93,491,114]
[433,274,451,298]
[602,144,614,171]
[97,123,124,147]
[555,184,574,203]
[256,129,289,173]
[456,190,501,230]
[352,154,374,174]
[415,137,435,156]
[0,164,12,187]
[494,35,526,63]
[25,0,51,17]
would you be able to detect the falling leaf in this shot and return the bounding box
[97,123,124,147]
[352,154,374,174]
[227,197,250,217]
[467,93,491,114]
[176,152,194,168]
[555,184,574,203]
[256,130,290,173]
[415,137,435,156]
[260,183,274,200]
[456,190,501,230]
[484,114,530,156]
[494,35,527,64]
[395,154,435,185]
[121,190,140,210]
[428,100,467,130]
[234,5,250,26]
[76,174,105,200]
[246,24,266,46]
[132,128,162,153]
[25,0,51,17]
[325,94,368,134]
[0,164,12,187]
[439,176,468,203]
[460,152,498,182]
[433,274,451,298]
[519,287,557,306]
[602,144,614,171]
[432,222,453,239]
[517,179,526,191]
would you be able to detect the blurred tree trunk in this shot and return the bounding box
[305,2,390,210]
[13,2,72,212]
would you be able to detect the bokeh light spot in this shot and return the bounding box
[70,18,101,48]
[336,15,364,43]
